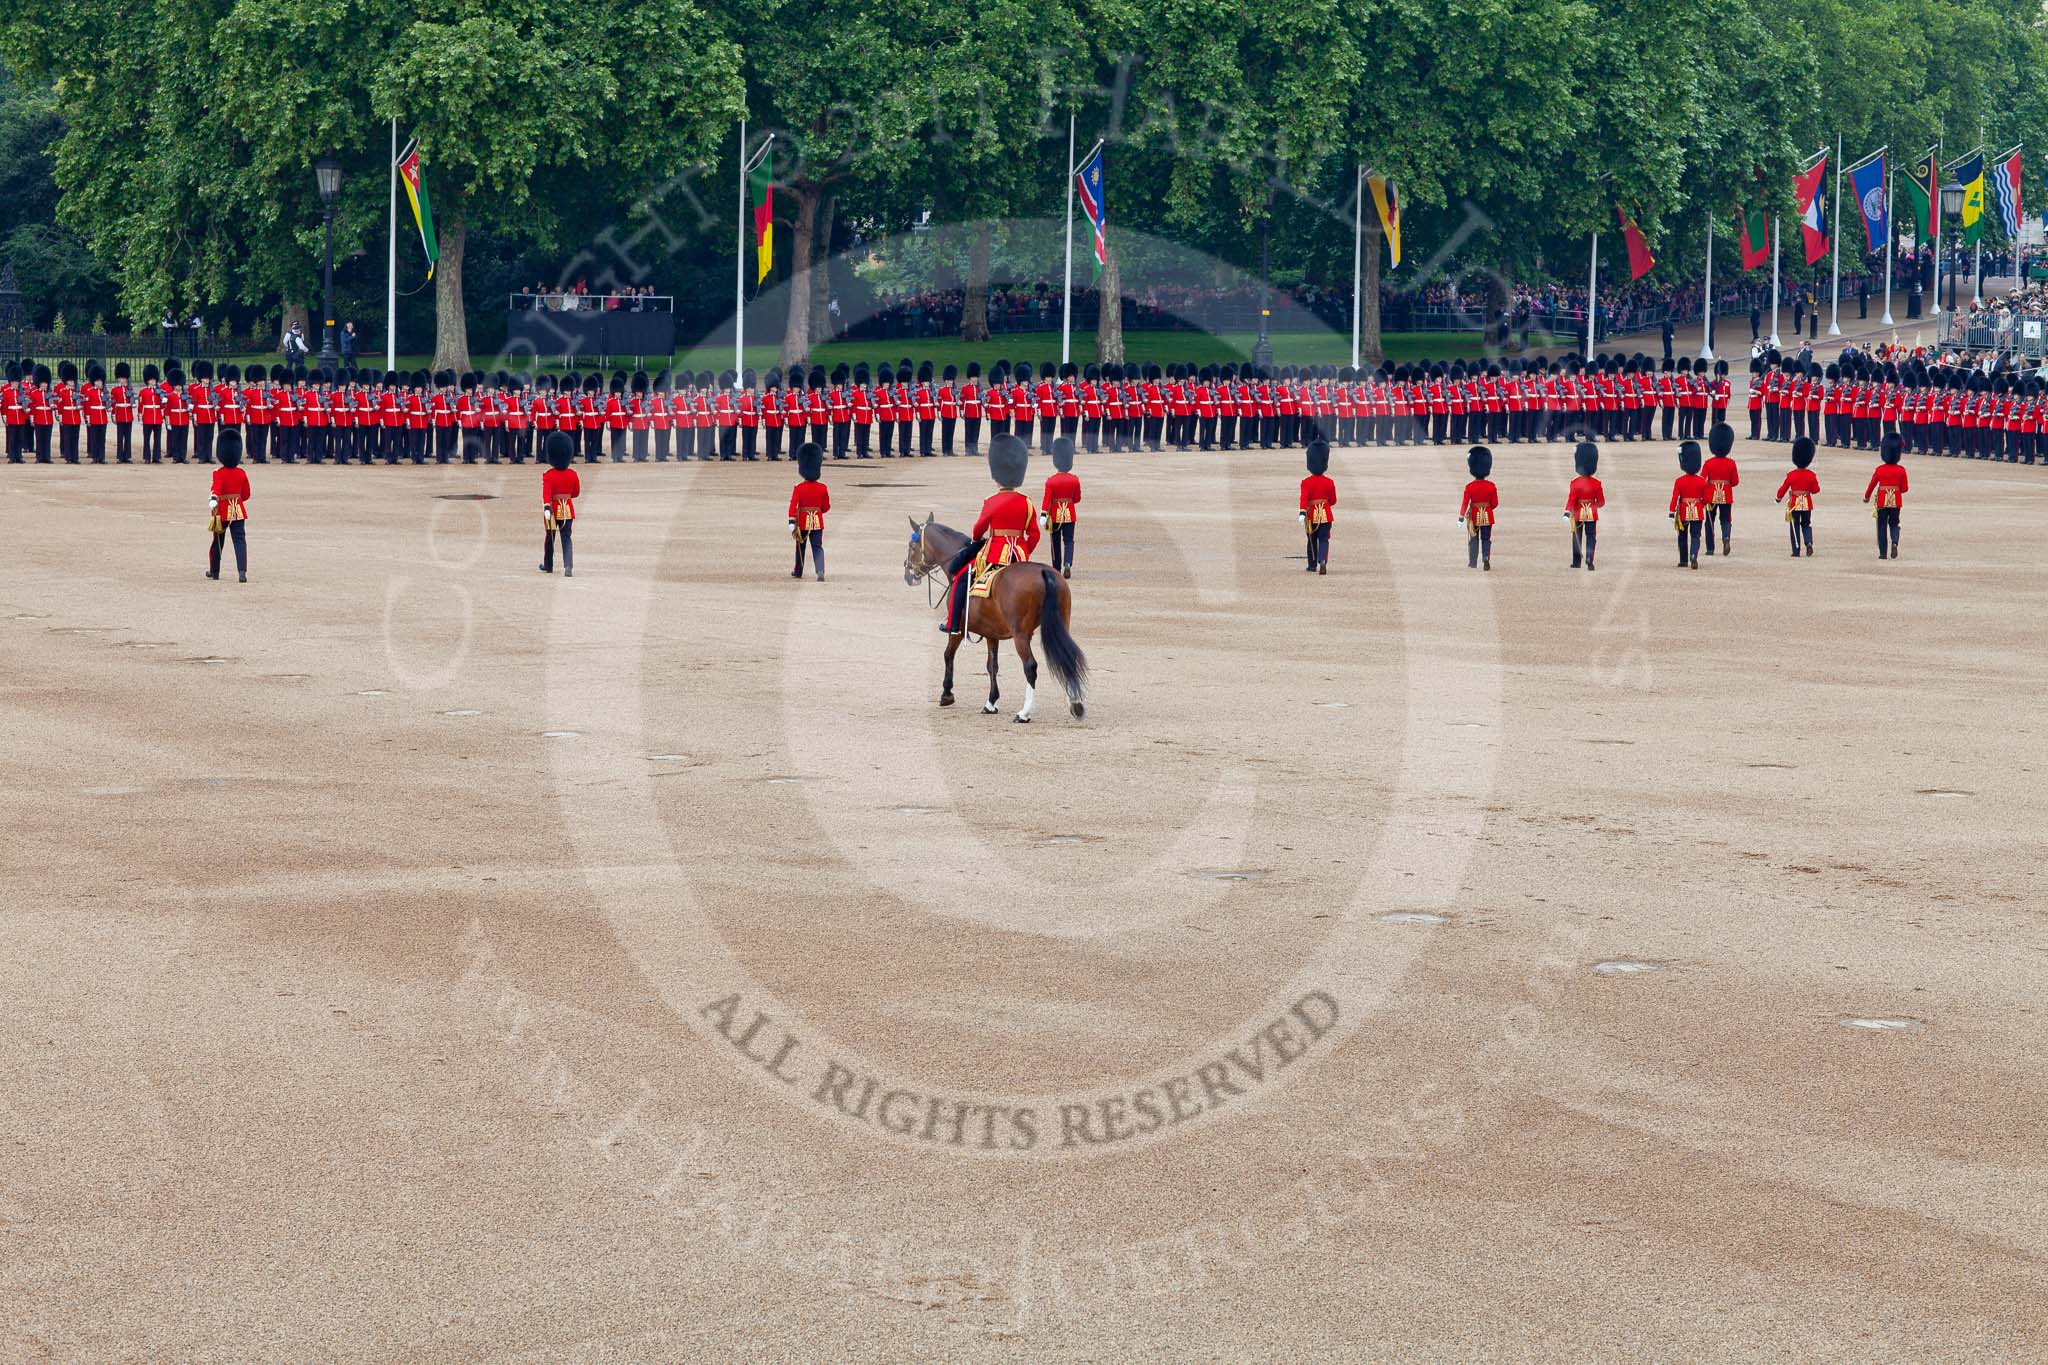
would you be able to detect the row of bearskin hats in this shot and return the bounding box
[1751,345,2036,393]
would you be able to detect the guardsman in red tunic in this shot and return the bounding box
[112,362,135,463]
[751,368,775,464]
[1299,439,1336,575]
[917,360,940,456]
[788,441,830,580]
[938,363,960,456]
[1040,436,1081,579]
[138,364,165,463]
[1711,359,1732,428]
[1776,436,1820,557]
[55,360,82,463]
[1670,440,1711,570]
[83,362,109,463]
[1459,445,1499,571]
[738,367,760,461]
[1864,433,1909,560]
[163,367,189,463]
[1566,441,1603,570]
[188,360,216,464]
[942,434,1039,633]
[243,366,271,465]
[1076,363,1099,454]
[206,431,252,582]
[1701,421,1740,556]
[982,361,1008,443]
[217,366,245,466]
[627,371,651,461]
[540,432,581,576]
[432,369,457,463]
[711,369,736,461]
[961,361,983,456]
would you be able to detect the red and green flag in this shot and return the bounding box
[749,149,773,285]
[395,138,438,280]
[1736,204,1769,270]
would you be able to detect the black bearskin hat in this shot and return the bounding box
[33,363,50,384]
[143,363,160,382]
[193,360,212,380]
[1791,437,1815,469]
[785,367,804,391]
[1051,436,1075,473]
[988,432,1030,488]
[1678,441,1703,475]
[58,359,77,382]
[1881,434,1903,465]
[461,372,477,392]
[918,361,934,382]
[114,362,131,380]
[1467,446,1493,479]
[1305,440,1330,476]
[1015,361,1033,383]
[216,431,243,468]
[965,361,981,378]
[1708,422,1735,458]
[1574,442,1599,477]
[742,368,757,388]
[86,361,105,382]
[854,362,871,385]
[805,366,823,389]
[631,371,648,394]
[545,432,577,470]
[944,364,958,381]
[796,441,824,483]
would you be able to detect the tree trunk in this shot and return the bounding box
[779,182,820,368]
[961,221,992,342]
[809,192,837,342]
[1360,218,1384,365]
[1095,229,1124,364]
[432,216,468,374]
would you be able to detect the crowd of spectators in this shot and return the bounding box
[513,283,669,312]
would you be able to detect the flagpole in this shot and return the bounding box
[1882,154,1895,326]
[1769,217,1782,347]
[735,120,747,381]
[386,118,397,371]
[1829,133,1843,335]
[1350,166,1363,370]
[1061,114,1076,368]
[1699,214,1715,360]
[1585,232,1598,362]
[1974,125,1985,305]
[2015,145,2025,296]
[1932,139,1944,317]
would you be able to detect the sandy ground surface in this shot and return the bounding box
[4,428,2047,1362]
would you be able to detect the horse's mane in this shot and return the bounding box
[922,518,970,555]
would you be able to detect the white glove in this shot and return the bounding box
[1296,510,1306,524]
[208,495,219,511]
[1038,512,1048,529]
[786,519,796,530]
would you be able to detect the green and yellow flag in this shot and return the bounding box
[1368,175,1401,269]
[1954,149,1986,245]
[396,138,439,279]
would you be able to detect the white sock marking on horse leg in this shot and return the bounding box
[1017,682,1036,722]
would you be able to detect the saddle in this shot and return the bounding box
[968,560,1005,600]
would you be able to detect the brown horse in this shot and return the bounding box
[904,514,1087,722]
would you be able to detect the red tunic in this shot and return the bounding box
[973,489,1040,564]
[1299,473,1337,525]
[1701,455,1740,505]
[210,466,251,519]
[1670,472,1712,521]
[1776,468,1820,511]
[542,467,581,520]
[1041,471,1081,524]
[1566,475,1605,523]
[788,479,831,531]
[1864,464,1909,508]
[1458,478,1499,526]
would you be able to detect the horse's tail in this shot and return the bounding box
[1037,568,1088,717]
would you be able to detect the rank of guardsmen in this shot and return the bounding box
[0,349,2040,467]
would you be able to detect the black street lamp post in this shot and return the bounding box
[1940,177,1965,320]
[1251,211,1275,370]
[316,155,343,370]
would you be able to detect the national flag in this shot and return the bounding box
[1075,145,1107,278]
[1847,153,1888,253]
[1954,149,1986,245]
[1616,205,1655,280]
[1905,148,1939,241]
[1368,175,1402,270]
[1989,146,2023,239]
[395,139,438,280]
[1736,204,1769,270]
[749,148,773,285]
[1794,154,1829,265]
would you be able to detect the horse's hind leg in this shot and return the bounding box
[1014,633,1038,723]
[983,637,1001,714]
[941,631,961,706]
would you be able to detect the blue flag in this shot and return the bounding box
[1848,154,1888,253]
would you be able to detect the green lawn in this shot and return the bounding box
[216,329,1567,378]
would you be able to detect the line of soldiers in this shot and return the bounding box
[1747,350,2048,463]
